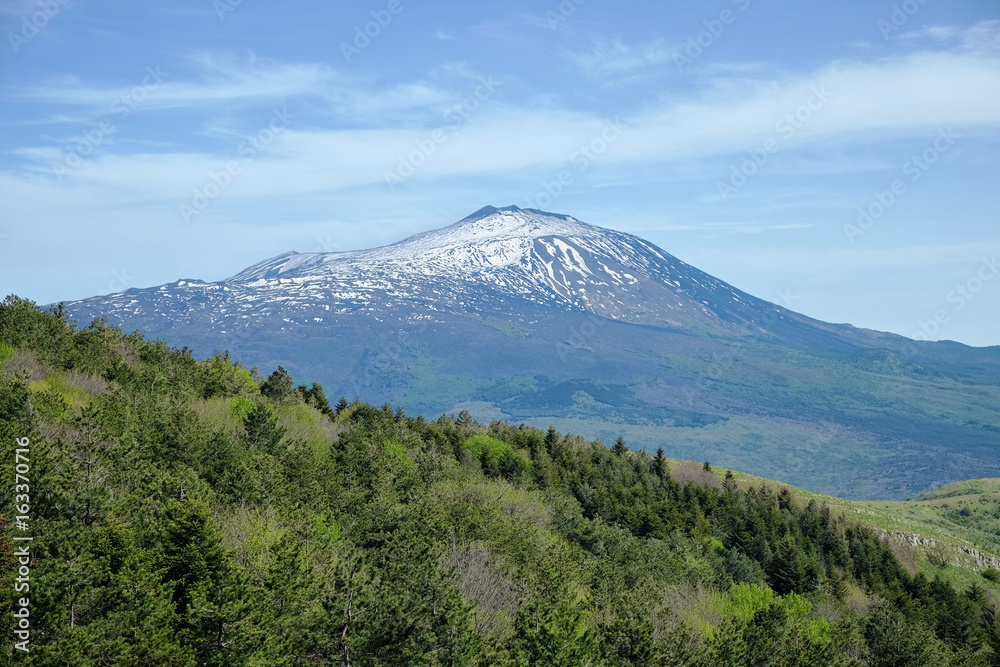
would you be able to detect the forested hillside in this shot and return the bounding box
[2,295,1000,666]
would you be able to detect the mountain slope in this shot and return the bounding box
[78,206,899,347]
[59,206,1000,499]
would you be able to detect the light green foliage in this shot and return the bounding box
[229,395,254,421]
[724,582,776,624]
[464,433,511,461]
[233,365,259,395]
[277,400,340,458]
[201,353,259,398]
[0,341,14,366]
[383,438,414,470]
[464,433,531,480]
[312,511,341,544]
[218,504,287,576]
[29,372,94,411]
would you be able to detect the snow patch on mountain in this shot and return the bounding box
[63,205,795,336]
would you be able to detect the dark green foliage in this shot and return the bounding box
[598,616,662,666]
[299,381,334,417]
[0,373,35,444]
[862,599,953,666]
[769,533,809,595]
[0,300,998,665]
[509,600,598,666]
[988,617,1000,667]
[725,548,765,585]
[544,424,559,453]
[260,365,295,403]
[724,468,737,493]
[0,296,75,365]
[242,400,286,454]
[653,447,668,478]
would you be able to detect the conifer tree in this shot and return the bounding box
[260,365,294,403]
[511,600,599,666]
[769,533,806,595]
[300,381,334,416]
[544,425,559,454]
[653,447,668,479]
[724,469,737,493]
[243,401,285,454]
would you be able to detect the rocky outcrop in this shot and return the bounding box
[879,529,1000,570]
[957,545,1000,571]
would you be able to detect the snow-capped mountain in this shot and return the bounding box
[225,204,764,329]
[60,205,1000,500]
[78,205,812,337]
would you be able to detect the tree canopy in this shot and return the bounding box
[1,297,998,665]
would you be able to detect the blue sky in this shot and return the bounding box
[1,0,999,345]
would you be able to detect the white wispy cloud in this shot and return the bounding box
[6,54,489,130]
[900,26,959,42]
[3,45,999,222]
[564,38,674,80]
[899,19,1000,53]
[959,19,1000,53]
[9,54,336,110]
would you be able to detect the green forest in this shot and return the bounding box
[2,295,1000,665]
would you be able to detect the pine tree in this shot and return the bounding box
[456,409,474,428]
[243,401,286,454]
[599,617,660,665]
[3,299,991,665]
[260,365,294,403]
[742,604,787,666]
[511,600,599,666]
[544,425,559,454]
[985,616,1000,667]
[830,575,847,602]
[159,500,234,645]
[653,447,668,479]
[303,381,334,417]
[724,469,737,493]
[777,487,794,510]
[769,533,806,595]
[68,521,194,665]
